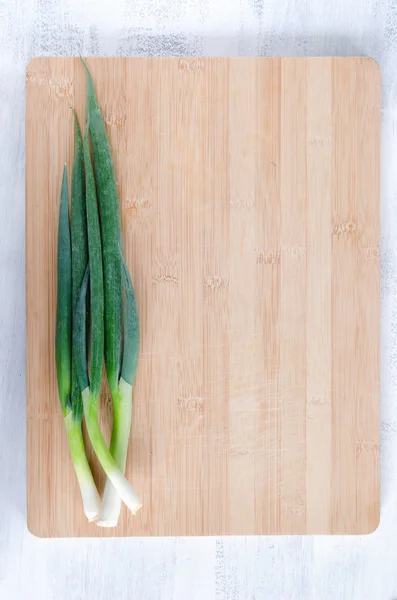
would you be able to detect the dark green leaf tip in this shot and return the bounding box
[56,165,72,416]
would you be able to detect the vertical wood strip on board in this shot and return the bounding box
[172,58,205,535]
[228,59,258,534]
[305,58,333,533]
[279,59,307,533]
[255,58,281,534]
[202,58,230,535]
[331,58,359,533]
[149,59,181,535]
[354,58,381,533]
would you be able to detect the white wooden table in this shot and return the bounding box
[1,0,397,598]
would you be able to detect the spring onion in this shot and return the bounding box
[56,61,141,526]
[55,164,100,522]
[98,258,140,526]
[80,59,141,526]
[72,116,141,518]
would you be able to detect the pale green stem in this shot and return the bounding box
[97,378,133,527]
[82,387,141,516]
[64,411,101,522]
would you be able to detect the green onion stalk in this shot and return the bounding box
[81,59,141,526]
[97,258,140,525]
[55,163,101,522]
[73,105,141,523]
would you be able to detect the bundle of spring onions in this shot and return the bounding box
[55,59,141,527]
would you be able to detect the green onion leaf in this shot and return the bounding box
[81,57,122,394]
[83,122,104,399]
[55,165,72,416]
[71,111,87,422]
[121,257,140,386]
[73,265,90,393]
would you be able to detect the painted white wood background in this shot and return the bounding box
[1,0,397,598]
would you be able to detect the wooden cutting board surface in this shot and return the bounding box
[26,57,380,537]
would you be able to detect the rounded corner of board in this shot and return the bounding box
[359,512,381,536]
[26,517,47,539]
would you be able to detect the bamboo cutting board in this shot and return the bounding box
[26,57,380,537]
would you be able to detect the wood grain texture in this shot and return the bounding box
[26,56,380,537]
